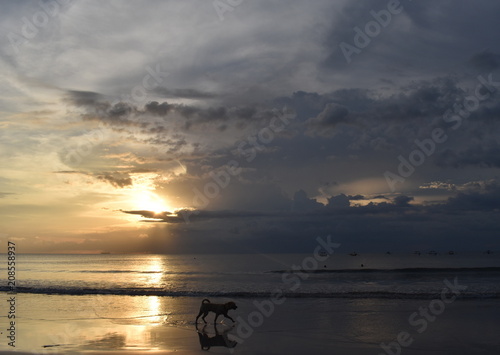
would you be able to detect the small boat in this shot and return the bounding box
[428,250,438,256]
[349,252,358,256]
[414,251,421,255]
[448,251,455,255]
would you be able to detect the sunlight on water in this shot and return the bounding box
[146,296,163,324]
[142,256,165,287]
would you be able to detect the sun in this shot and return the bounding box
[134,190,170,214]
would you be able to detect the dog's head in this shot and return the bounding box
[225,301,237,311]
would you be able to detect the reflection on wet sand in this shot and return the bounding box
[196,324,239,351]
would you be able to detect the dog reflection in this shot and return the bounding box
[196,324,238,351]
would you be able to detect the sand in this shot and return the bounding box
[0,294,499,354]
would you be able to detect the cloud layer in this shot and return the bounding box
[1,0,500,253]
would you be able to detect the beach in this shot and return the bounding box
[1,294,499,354]
[1,253,500,354]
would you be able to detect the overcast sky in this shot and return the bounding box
[1,0,500,254]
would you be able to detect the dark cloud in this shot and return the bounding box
[294,77,469,141]
[129,183,500,223]
[324,0,398,68]
[291,190,323,212]
[326,194,350,209]
[371,77,464,122]
[393,195,414,207]
[421,179,500,206]
[65,90,107,108]
[122,208,281,224]
[468,50,500,72]
[117,185,500,252]
[66,89,290,134]
[108,102,134,118]
[154,87,217,99]
[348,194,368,201]
[122,210,170,219]
[445,188,500,212]
[54,170,133,188]
[96,173,133,188]
[324,0,500,75]
[144,101,173,116]
[436,144,500,169]
[53,170,82,174]
[306,103,350,136]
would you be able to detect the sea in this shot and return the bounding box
[1,252,500,299]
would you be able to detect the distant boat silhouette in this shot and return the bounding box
[428,250,438,255]
[485,250,493,254]
[349,252,358,256]
[448,251,455,255]
[414,251,421,255]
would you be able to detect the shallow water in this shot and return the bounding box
[0,294,499,354]
[1,252,500,299]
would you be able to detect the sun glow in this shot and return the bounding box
[116,173,175,220]
[134,190,170,214]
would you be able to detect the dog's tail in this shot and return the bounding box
[202,298,210,304]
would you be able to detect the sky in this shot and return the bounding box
[1,0,500,254]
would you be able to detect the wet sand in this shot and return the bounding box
[0,294,499,354]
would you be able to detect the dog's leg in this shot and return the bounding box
[201,312,208,323]
[214,313,220,324]
[225,315,235,322]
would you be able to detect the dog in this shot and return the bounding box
[195,299,237,323]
